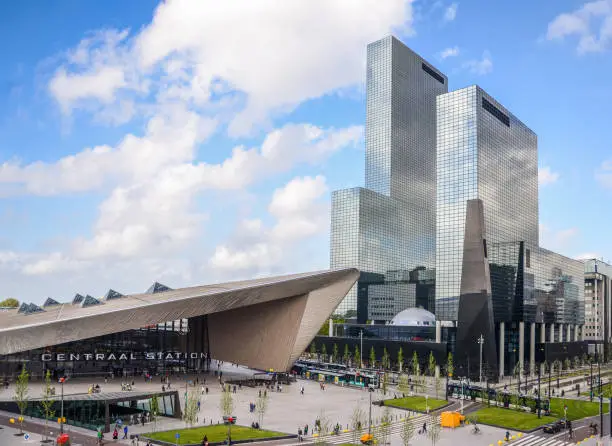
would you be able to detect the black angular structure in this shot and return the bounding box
[146,282,172,294]
[455,199,498,380]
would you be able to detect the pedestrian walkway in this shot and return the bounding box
[495,433,574,446]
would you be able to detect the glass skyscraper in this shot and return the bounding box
[331,36,447,319]
[435,86,539,321]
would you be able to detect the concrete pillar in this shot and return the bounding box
[541,323,546,343]
[519,322,525,377]
[567,324,571,342]
[550,323,555,343]
[559,323,564,342]
[574,324,579,342]
[581,324,586,341]
[329,318,334,337]
[530,322,536,376]
[499,321,505,378]
[435,365,440,379]
[435,321,442,343]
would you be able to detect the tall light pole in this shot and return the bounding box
[360,330,363,369]
[477,335,484,384]
[59,377,65,434]
[368,388,372,435]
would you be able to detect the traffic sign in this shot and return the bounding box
[24,433,30,440]
[175,433,180,439]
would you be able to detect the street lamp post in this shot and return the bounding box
[537,363,541,419]
[360,330,363,369]
[368,388,372,435]
[590,357,594,402]
[59,377,65,434]
[599,360,603,438]
[477,335,484,384]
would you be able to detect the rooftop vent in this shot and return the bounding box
[43,298,61,307]
[103,289,124,301]
[81,295,102,308]
[146,282,172,294]
[72,294,85,305]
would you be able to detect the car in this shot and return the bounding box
[543,420,565,434]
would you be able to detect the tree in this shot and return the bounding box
[321,344,328,362]
[39,369,55,443]
[381,372,388,396]
[310,342,317,358]
[378,406,392,445]
[446,352,454,378]
[332,344,339,363]
[397,347,404,372]
[150,395,160,432]
[370,346,376,368]
[398,373,410,396]
[256,391,269,427]
[427,415,441,446]
[382,348,390,370]
[574,356,581,370]
[564,358,571,371]
[434,375,442,399]
[428,352,436,378]
[13,363,29,434]
[354,345,361,368]
[0,298,19,308]
[184,390,199,427]
[400,413,415,446]
[314,410,331,445]
[350,405,366,445]
[343,344,350,365]
[219,384,234,443]
[411,352,420,393]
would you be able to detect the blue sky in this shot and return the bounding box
[0,0,610,303]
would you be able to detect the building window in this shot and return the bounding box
[421,63,444,84]
[482,98,510,127]
[526,249,531,268]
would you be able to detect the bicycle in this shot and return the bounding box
[471,426,481,435]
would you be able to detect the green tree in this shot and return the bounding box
[400,413,415,446]
[370,346,376,368]
[378,406,392,445]
[0,298,19,308]
[150,395,160,432]
[398,373,410,396]
[332,344,339,363]
[354,345,361,368]
[574,356,581,370]
[39,369,55,442]
[310,341,317,358]
[256,391,269,427]
[350,405,366,445]
[184,389,199,427]
[397,347,404,373]
[314,410,331,445]
[343,344,350,365]
[411,351,420,392]
[13,363,29,434]
[382,348,390,370]
[220,385,235,443]
[381,372,388,396]
[564,358,571,371]
[435,375,442,399]
[446,352,454,378]
[428,352,436,377]
[321,344,328,362]
[427,415,441,446]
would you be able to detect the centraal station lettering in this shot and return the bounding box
[41,352,208,362]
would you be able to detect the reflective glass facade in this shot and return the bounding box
[488,241,585,326]
[332,36,447,317]
[436,86,538,321]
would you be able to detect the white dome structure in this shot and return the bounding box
[389,307,436,327]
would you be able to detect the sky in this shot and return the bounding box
[0,0,611,304]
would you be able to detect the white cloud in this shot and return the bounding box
[210,175,329,274]
[48,0,414,136]
[439,46,460,59]
[546,0,612,53]
[443,3,458,22]
[540,223,579,253]
[463,51,493,75]
[595,159,612,188]
[538,166,560,186]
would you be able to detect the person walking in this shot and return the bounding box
[123,425,128,439]
[298,427,303,442]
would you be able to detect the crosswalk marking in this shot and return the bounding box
[499,433,572,446]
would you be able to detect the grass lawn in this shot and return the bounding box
[383,395,448,412]
[550,398,609,420]
[472,407,556,431]
[144,425,287,444]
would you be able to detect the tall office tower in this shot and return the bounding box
[435,86,538,322]
[331,36,448,321]
[584,259,612,346]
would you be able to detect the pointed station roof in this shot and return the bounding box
[103,289,124,301]
[72,294,85,305]
[43,298,61,307]
[146,282,172,294]
[0,269,359,372]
